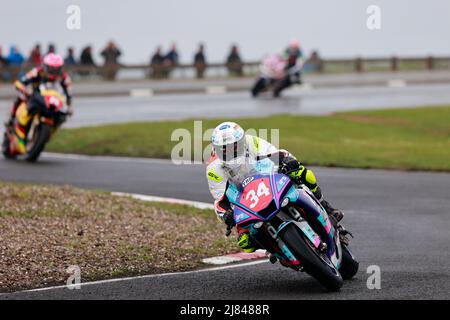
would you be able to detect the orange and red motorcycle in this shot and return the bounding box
[2,85,71,162]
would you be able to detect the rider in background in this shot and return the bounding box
[284,39,303,69]
[7,53,72,125]
[206,122,344,253]
[5,53,72,131]
[272,39,304,97]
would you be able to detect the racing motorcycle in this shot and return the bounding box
[251,53,303,98]
[2,83,70,162]
[225,155,358,291]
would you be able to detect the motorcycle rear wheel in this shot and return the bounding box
[279,223,343,291]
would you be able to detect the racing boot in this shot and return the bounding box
[313,186,344,227]
[320,198,344,227]
[237,232,258,253]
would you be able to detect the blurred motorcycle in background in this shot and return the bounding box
[251,53,303,98]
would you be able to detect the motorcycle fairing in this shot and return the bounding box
[291,187,342,268]
[226,172,292,226]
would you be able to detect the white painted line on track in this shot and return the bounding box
[9,260,268,294]
[112,191,214,210]
[387,79,406,88]
[130,88,154,97]
[205,86,227,94]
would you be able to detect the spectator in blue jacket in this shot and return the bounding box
[164,43,179,66]
[7,45,25,66]
[163,43,179,78]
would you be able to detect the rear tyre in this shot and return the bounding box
[273,77,290,98]
[25,123,51,162]
[279,223,343,291]
[339,245,359,280]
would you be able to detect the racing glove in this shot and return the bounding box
[222,210,235,228]
[279,155,303,183]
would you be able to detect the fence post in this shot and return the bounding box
[355,57,363,72]
[195,63,206,79]
[390,56,398,71]
[426,56,434,70]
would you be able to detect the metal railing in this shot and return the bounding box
[1,55,449,82]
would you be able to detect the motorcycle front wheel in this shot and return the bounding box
[279,223,343,291]
[339,244,359,280]
[2,132,16,159]
[251,78,267,97]
[25,123,51,162]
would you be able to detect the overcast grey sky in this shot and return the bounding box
[1,0,449,63]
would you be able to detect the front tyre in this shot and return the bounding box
[251,78,267,97]
[25,123,51,162]
[2,132,16,159]
[279,223,343,291]
[339,245,359,280]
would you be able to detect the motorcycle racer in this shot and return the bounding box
[206,122,344,253]
[273,39,304,97]
[4,53,72,154]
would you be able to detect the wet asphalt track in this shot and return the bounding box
[0,154,449,299]
[2,83,450,128]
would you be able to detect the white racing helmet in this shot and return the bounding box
[211,122,246,167]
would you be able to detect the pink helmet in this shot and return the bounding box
[288,39,300,49]
[43,53,64,80]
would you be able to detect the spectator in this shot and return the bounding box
[79,46,96,76]
[100,41,121,80]
[6,45,24,80]
[193,43,206,78]
[150,46,164,79]
[226,44,243,76]
[64,47,77,66]
[164,43,179,65]
[304,50,323,73]
[7,45,25,66]
[47,43,56,54]
[163,43,179,77]
[80,46,95,65]
[63,47,77,79]
[28,44,43,67]
[101,41,121,66]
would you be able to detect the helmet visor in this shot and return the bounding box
[45,65,62,78]
[215,138,245,162]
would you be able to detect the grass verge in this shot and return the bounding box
[48,106,450,171]
[0,181,235,292]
